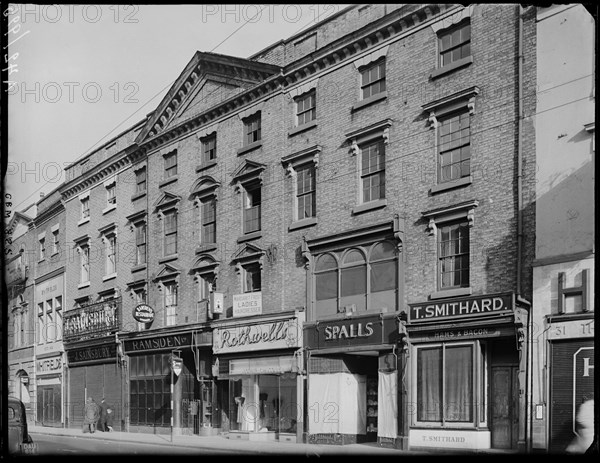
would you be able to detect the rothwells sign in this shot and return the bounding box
[409,292,513,322]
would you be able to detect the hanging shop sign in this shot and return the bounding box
[213,318,299,354]
[408,292,513,322]
[67,344,116,364]
[132,304,155,323]
[123,332,192,353]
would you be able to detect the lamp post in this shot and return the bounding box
[170,349,182,443]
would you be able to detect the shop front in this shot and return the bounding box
[34,272,65,427]
[212,311,304,443]
[63,297,122,430]
[303,312,405,447]
[121,326,213,435]
[406,292,529,452]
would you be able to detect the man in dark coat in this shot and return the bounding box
[98,398,107,432]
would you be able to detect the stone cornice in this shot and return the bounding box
[33,200,65,227]
[139,4,458,154]
[61,146,143,200]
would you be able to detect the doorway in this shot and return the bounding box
[490,366,518,449]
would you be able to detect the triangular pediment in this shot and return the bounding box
[154,263,181,281]
[153,191,181,211]
[136,51,281,144]
[7,211,32,240]
[231,243,264,263]
[231,160,266,183]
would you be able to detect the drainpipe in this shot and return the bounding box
[517,4,534,454]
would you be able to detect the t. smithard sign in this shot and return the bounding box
[408,292,513,322]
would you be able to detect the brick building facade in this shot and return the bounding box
[5,3,594,453]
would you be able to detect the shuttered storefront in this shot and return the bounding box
[67,363,122,430]
[549,339,595,452]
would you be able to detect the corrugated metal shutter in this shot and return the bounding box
[103,363,122,431]
[549,339,594,453]
[69,367,85,428]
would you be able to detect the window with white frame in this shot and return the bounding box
[438,20,471,69]
[360,59,386,100]
[106,182,116,206]
[296,163,316,220]
[243,182,261,234]
[243,112,261,146]
[39,236,46,261]
[164,151,178,178]
[296,90,316,126]
[202,134,217,164]
[105,234,117,276]
[164,282,178,326]
[414,340,487,427]
[81,196,90,219]
[163,210,178,256]
[360,139,386,203]
[438,221,469,289]
[423,199,477,298]
[79,242,90,284]
[136,167,147,194]
[135,222,147,265]
[200,197,216,245]
[52,228,60,255]
[243,262,261,293]
[346,119,392,211]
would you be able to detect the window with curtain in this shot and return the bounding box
[416,343,476,425]
[164,282,177,326]
[105,234,117,275]
[243,182,261,234]
[244,263,261,293]
[80,245,90,283]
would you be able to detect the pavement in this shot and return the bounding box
[27,424,429,456]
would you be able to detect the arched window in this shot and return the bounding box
[369,241,397,311]
[341,249,367,311]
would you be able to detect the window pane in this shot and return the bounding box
[418,347,442,421]
[371,241,395,261]
[316,270,337,300]
[445,345,473,422]
[371,260,396,292]
[316,253,337,271]
[343,249,365,264]
[341,265,366,296]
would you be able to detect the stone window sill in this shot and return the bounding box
[352,199,387,215]
[131,191,146,201]
[289,217,317,231]
[288,120,317,137]
[351,91,388,112]
[237,231,262,243]
[102,204,117,215]
[78,217,90,226]
[159,254,178,264]
[429,287,472,300]
[430,56,473,80]
[103,273,117,282]
[237,140,263,156]
[159,176,178,188]
[196,243,218,254]
[131,264,147,273]
[78,282,90,289]
[430,175,473,195]
[196,160,218,173]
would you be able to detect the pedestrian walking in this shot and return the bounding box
[82,397,100,434]
[98,398,107,432]
[105,401,115,432]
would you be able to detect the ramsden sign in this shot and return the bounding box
[132,304,154,324]
[123,333,192,353]
[409,293,513,322]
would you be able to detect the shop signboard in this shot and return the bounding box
[67,344,116,364]
[408,292,513,323]
[123,332,193,353]
[232,292,262,317]
[213,318,299,354]
[132,304,155,323]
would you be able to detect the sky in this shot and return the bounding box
[5,3,351,217]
